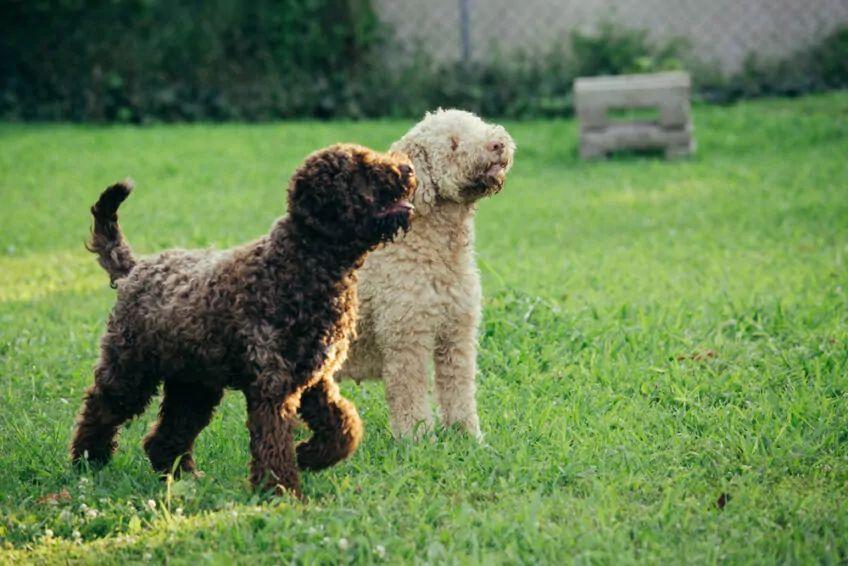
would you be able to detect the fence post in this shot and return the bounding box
[459,0,471,64]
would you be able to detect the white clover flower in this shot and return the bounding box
[43,529,54,538]
[72,530,81,541]
[322,536,330,545]
[375,545,386,558]
[79,503,89,512]
[175,507,184,517]
[338,538,349,551]
[308,526,317,535]
[85,508,99,519]
[143,552,152,561]
[59,509,72,522]
[146,499,157,511]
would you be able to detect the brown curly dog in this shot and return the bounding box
[70,144,417,496]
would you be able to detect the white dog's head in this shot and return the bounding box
[391,109,515,214]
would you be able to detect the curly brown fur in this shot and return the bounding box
[71,144,417,496]
[85,179,136,287]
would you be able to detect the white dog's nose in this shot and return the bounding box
[486,140,504,154]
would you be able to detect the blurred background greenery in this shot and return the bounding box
[1,0,846,122]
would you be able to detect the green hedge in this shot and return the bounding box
[699,26,848,102]
[0,0,382,121]
[1,3,846,122]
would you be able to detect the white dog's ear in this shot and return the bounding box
[390,140,437,215]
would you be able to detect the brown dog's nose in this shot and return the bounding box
[399,164,413,177]
[486,140,504,154]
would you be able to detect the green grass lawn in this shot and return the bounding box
[1,93,847,564]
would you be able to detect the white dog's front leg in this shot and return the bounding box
[381,338,434,440]
[434,313,481,440]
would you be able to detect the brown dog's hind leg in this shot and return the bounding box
[71,354,159,466]
[143,380,223,478]
[244,383,301,497]
[296,376,363,471]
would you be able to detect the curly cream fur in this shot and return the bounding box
[340,109,515,440]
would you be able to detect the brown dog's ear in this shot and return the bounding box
[350,164,376,206]
[287,146,362,239]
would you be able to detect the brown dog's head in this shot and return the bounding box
[287,144,417,248]
[391,109,515,214]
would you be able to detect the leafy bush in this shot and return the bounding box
[0,0,382,121]
[0,9,690,121]
[0,6,845,122]
[570,21,686,77]
[363,24,687,120]
[814,27,848,89]
[699,26,848,103]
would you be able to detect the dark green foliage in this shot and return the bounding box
[347,26,687,121]
[0,4,846,122]
[699,27,848,103]
[0,0,382,121]
[814,27,848,89]
[570,21,686,78]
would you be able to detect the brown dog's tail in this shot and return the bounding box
[86,180,137,287]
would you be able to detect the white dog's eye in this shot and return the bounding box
[450,136,459,151]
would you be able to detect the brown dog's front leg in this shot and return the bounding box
[297,376,363,470]
[244,382,301,497]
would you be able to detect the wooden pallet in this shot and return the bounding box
[575,71,695,159]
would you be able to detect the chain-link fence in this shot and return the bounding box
[375,0,848,74]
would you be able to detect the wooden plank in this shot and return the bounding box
[574,71,690,93]
[574,71,694,159]
[580,122,694,159]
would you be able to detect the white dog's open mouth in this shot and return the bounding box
[485,161,508,178]
[462,160,509,198]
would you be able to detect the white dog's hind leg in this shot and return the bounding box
[434,313,482,440]
[382,336,434,439]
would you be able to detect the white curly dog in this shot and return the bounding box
[340,109,515,440]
